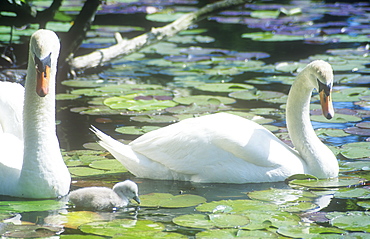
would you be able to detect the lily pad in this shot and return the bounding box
[140,193,206,208]
[80,219,165,237]
[0,199,64,213]
[288,178,364,189]
[195,83,254,92]
[241,211,301,230]
[196,229,279,238]
[229,89,286,102]
[315,128,350,137]
[115,125,161,135]
[328,211,370,232]
[196,199,279,214]
[45,211,103,229]
[311,113,362,123]
[0,224,64,238]
[89,159,128,172]
[104,96,178,111]
[340,142,370,159]
[130,115,178,123]
[69,167,106,177]
[173,95,236,105]
[334,188,370,199]
[172,213,249,229]
[247,188,316,204]
[277,225,345,238]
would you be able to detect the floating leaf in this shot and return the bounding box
[1,224,63,238]
[195,83,254,92]
[248,188,316,204]
[104,96,178,111]
[196,199,279,213]
[173,95,236,105]
[0,200,64,213]
[45,211,103,229]
[69,167,106,177]
[241,211,301,230]
[115,125,161,135]
[140,193,206,208]
[229,89,286,102]
[250,10,280,19]
[340,142,370,159]
[89,159,128,172]
[130,115,178,123]
[329,211,370,232]
[311,113,362,123]
[173,213,249,229]
[242,32,303,42]
[146,12,186,22]
[277,225,345,238]
[80,219,165,237]
[316,128,350,137]
[288,178,364,189]
[334,188,370,199]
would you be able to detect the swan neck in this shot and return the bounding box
[286,67,337,178]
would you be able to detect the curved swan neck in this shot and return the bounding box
[286,64,337,178]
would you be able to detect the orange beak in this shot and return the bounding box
[319,90,334,119]
[35,53,52,97]
[36,65,50,97]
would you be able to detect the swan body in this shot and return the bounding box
[0,29,71,198]
[68,180,140,210]
[92,60,339,183]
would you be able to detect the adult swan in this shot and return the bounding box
[0,29,71,198]
[92,60,339,183]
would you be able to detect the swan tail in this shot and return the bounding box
[90,126,141,173]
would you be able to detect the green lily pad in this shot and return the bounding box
[173,95,236,105]
[146,12,186,22]
[0,200,64,213]
[130,115,178,123]
[196,199,279,214]
[195,83,254,93]
[104,97,178,111]
[69,167,106,177]
[247,188,316,204]
[89,159,127,172]
[357,201,370,209]
[341,161,370,171]
[332,87,370,102]
[328,211,370,232]
[241,32,303,42]
[172,213,249,229]
[115,125,161,135]
[45,211,103,230]
[140,193,206,208]
[311,113,362,123]
[0,224,63,238]
[340,142,370,159]
[288,178,364,189]
[334,188,370,199]
[56,93,81,100]
[80,219,165,237]
[250,10,280,19]
[277,225,345,238]
[196,229,279,238]
[241,211,301,230]
[229,90,286,102]
[315,128,350,137]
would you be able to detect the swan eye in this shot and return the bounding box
[317,79,331,96]
[34,53,52,76]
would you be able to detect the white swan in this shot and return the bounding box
[68,180,140,210]
[91,60,339,183]
[0,29,71,198]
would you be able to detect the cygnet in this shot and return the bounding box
[68,180,140,210]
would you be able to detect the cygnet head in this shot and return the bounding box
[113,180,140,204]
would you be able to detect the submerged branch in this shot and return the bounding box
[70,0,250,72]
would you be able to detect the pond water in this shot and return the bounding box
[1,0,370,238]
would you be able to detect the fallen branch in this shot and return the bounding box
[70,0,250,72]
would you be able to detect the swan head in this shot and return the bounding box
[113,180,140,204]
[305,60,334,119]
[29,29,60,97]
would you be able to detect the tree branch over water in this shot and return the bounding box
[70,0,251,72]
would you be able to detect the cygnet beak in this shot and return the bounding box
[133,195,141,204]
